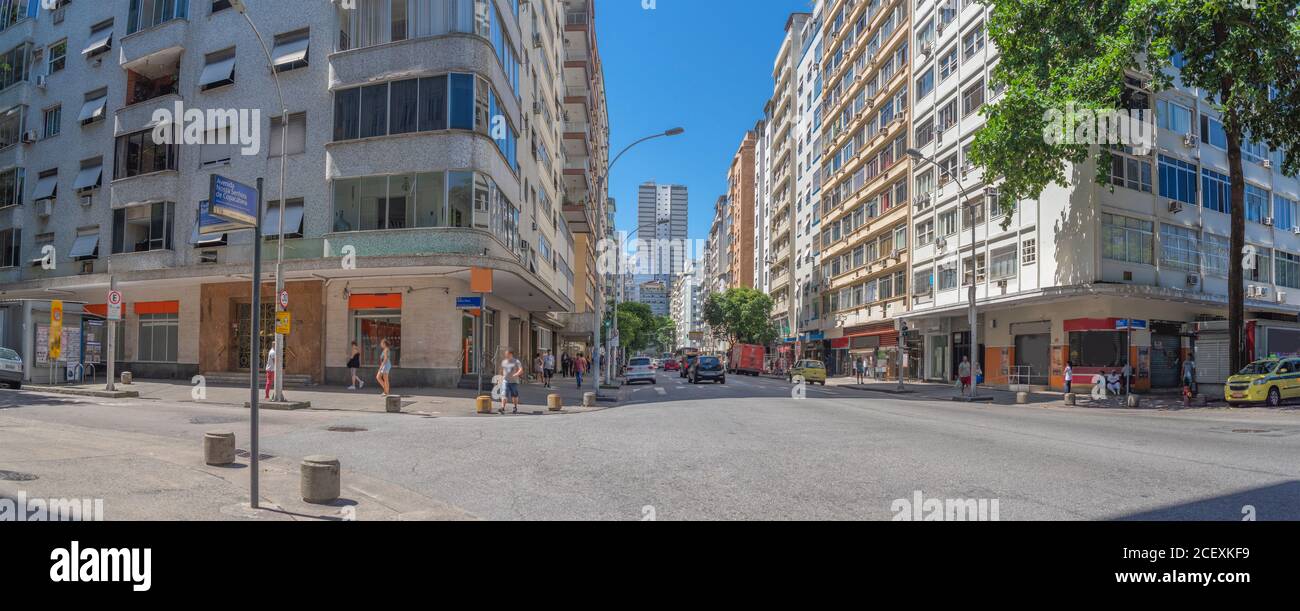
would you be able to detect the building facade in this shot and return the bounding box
[635,180,688,281]
[793,3,826,364]
[727,131,758,290]
[0,0,609,387]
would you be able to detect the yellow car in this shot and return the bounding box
[1225,358,1300,407]
[788,359,827,386]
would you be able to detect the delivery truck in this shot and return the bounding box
[728,344,766,376]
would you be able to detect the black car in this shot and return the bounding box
[690,356,726,384]
[680,355,698,378]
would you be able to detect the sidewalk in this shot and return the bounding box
[825,376,1258,411]
[26,377,621,418]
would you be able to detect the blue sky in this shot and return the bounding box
[596,0,813,241]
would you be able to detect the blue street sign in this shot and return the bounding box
[456,296,483,309]
[1116,319,1148,331]
[208,174,259,229]
[196,199,247,235]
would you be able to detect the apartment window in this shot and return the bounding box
[939,153,959,185]
[962,22,985,61]
[1200,114,1228,149]
[200,126,235,166]
[938,263,958,291]
[1201,168,1230,214]
[962,199,986,228]
[1022,239,1037,266]
[334,171,476,232]
[0,0,37,32]
[32,169,56,201]
[74,158,104,193]
[1249,247,1272,283]
[1245,184,1270,224]
[114,128,179,179]
[0,42,30,90]
[937,98,958,132]
[1102,213,1153,265]
[1109,148,1152,193]
[1275,194,1299,231]
[916,219,935,246]
[938,46,958,81]
[41,105,60,139]
[915,116,934,148]
[199,48,236,91]
[211,0,232,13]
[71,227,101,261]
[962,79,984,116]
[271,29,310,72]
[0,167,21,208]
[1156,99,1193,134]
[963,253,987,286]
[128,0,189,34]
[112,202,175,254]
[263,199,305,239]
[136,313,179,363]
[1158,224,1201,273]
[914,268,933,295]
[0,227,18,268]
[1203,234,1229,277]
[47,40,66,75]
[83,21,114,59]
[938,209,958,236]
[268,113,307,157]
[1277,251,1300,290]
[79,90,108,126]
[1158,154,1197,206]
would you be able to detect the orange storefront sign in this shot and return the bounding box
[348,293,403,310]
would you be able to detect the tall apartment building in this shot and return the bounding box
[0,0,608,387]
[753,114,771,294]
[726,130,757,290]
[815,0,914,377]
[793,3,826,362]
[901,0,1300,393]
[635,181,688,280]
[671,260,703,349]
[638,278,669,317]
[765,12,812,350]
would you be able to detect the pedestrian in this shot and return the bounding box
[1106,370,1122,396]
[1064,361,1073,394]
[856,357,866,384]
[958,356,972,393]
[543,350,556,388]
[561,353,571,378]
[376,338,393,396]
[347,341,364,390]
[1182,357,1197,395]
[973,361,983,387]
[575,353,588,388]
[264,345,277,400]
[534,352,544,384]
[1121,361,1133,394]
[499,350,523,414]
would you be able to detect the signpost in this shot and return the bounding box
[470,269,493,395]
[209,175,262,509]
[278,290,289,310]
[275,311,292,336]
[1115,320,1147,396]
[107,290,123,321]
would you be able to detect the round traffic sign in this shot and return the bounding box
[279,291,289,308]
[108,290,122,305]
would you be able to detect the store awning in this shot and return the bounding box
[82,28,112,57]
[198,56,236,88]
[32,174,58,201]
[73,165,103,191]
[78,96,107,123]
[69,234,100,259]
[271,36,310,69]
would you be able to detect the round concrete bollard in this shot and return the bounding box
[301,455,341,504]
[120,371,133,385]
[1016,392,1030,404]
[1126,394,1141,408]
[385,395,402,413]
[1064,393,1077,406]
[583,392,597,408]
[547,394,563,412]
[203,431,236,466]
[476,396,494,414]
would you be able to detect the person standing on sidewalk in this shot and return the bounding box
[499,350,523,414]
[561,352,571,378]
[958,356,972,394]
[347,341,364,390]
[376,339,393,396]
[543,350,556,388]
[574,353,588,388]
[1064,361,1073,394]
[264,345,277,400]
[533,352,544,384]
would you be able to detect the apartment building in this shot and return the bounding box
[0,0,609,387]
[639,278,668,317]
[727,130,757,290]
[635,181,688,281]
[753,114,771,295]
[815,0,914,377]
[671,260,703,349]
[900,0,1300,393]
[765,12,812,353]
[793,2,826,364]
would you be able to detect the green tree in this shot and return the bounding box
[617,302,655,355]
[703,288,779,346]
[972,0,1300,373]
[653,316,677,352]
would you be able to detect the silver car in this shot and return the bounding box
[0,347,22,389]
[624,357,657,385]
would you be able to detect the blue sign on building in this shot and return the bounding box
[207,174,259,230]
[1116,319,1148,331]
[456,297,484,310]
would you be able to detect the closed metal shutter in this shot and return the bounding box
[1151,334,1182,388]
[1195,335,1230,385]
[1013,334,1050,385]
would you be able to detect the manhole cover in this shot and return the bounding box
[1233,429,1273,434]
[235,449,275,460]
[327,426,368,433]
[190,416,243,425]
[0,470,38,481]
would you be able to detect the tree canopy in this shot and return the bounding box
[703,288,779,346]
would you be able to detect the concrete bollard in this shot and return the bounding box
[203,431,236,466]
[385,395,402,413]
[1126,394,1141,408]
[301,455,341,504]
[583,392,596,408]
[476,396,493,414]
[547,394,563,412]
[1016,392,1030,405]
[1064,393,1076,406]
[120,371,133,385]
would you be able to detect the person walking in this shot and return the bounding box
[561,352,571,378]
[347,341,364,390]
[1064,361,1073,394]
[958,356,972,394]
[574,353,588,388]
[1182,357,1197,395]
[543,350,556,388]
[376,338,393,396]
[264,345,277,400]
[499,350,523,414]
[533,352,544,384]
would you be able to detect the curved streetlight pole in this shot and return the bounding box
[596,128,684,386]
[231,0,289,403]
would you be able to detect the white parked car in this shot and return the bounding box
[0,347,22,389]
[624,357,657,385]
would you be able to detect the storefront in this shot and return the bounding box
[845,322,900,380]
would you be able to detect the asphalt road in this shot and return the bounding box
[4,372,1299,520]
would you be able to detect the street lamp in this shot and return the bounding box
[230,0,290,403]
[907,148,989,402]
[597,127,684,387]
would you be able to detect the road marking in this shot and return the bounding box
[654,387,666,396]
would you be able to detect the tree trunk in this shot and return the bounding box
[1226,121,1247,374]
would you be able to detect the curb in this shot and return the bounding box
[23,385,141,399]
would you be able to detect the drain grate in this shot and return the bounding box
[327,426,368,433]
[0,470,38,482]
[234,449,275,460]
[190,416,243,425]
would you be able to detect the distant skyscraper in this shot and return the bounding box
[637,182,689,280]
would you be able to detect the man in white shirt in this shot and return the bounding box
[499,350,523,414]
[264,346,277,400]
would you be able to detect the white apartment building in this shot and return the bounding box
[901,0,1300,392]
[671,260,703,349]
[793,1,825,362]
[0,0,609,387]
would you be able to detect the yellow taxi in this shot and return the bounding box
[788,360,828,386]
[1225,358,1300,407]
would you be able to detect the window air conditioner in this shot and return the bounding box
[1168,200,1184,214]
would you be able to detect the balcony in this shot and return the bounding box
[120,16,187,68]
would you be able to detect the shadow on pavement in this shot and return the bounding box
[1111,481,1300,521]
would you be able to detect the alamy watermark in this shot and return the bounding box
[1,492,104,521]
[151,102,262,156]
[891,491,1000,521]
[1042,103,1155,152]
